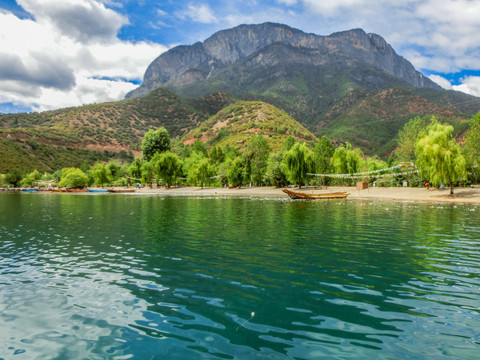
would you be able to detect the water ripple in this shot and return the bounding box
[1,194,480,359]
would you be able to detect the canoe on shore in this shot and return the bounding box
[87,189,108,193]
[107,189,136,193]
[282,188,349,200]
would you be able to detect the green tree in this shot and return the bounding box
[128,158,143,180]
[4,169,23,187]
[151,151,183,188]
[58,168,89,188]
[395,116,427,162]
[332,142,362,175]
[183,151,204,186]
[79,159,90,173]
[464,112,480,179]
[283,135,296,151]
[227,156,245,187]
[314,135,335,185]
[195,158,214,188]
[415,120,466,194]
[245,134,271,185]
[141,127,171,161]
[314,136,335,173]
[91,163,112,188]
[283,142,315,188]
[107,161,123,181]
[141,161,154,188]
[20,170,42,187]
[191,138,208,156]
[264,152,287,187]
[209,146,225,165]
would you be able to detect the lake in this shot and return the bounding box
[1,193,479,359]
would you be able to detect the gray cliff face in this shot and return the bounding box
[126,23,440,98]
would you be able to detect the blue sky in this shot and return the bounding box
[1,0,479,113]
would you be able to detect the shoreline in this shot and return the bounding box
[134,186,480,204]
[4,186,480,204]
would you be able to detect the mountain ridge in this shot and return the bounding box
[126,22,440,99]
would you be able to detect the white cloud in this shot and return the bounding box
[428,75,453,90]
[452,76,480,97]
[0,0,166,112]
[428,74,480,97]
[156,8,167,16]
[177,3,218,24]
[277,0,298,5]
[302,0,368,16]
[18,0,128,44]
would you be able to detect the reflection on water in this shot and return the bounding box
[0,193,479,359]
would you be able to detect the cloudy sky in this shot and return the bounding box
[1,0,479,114]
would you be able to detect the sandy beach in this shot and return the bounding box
[133,185,480,204]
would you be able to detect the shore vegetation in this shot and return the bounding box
[2,113,479,192]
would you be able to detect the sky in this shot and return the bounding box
[0,0,480,114]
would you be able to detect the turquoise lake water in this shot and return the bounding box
[0,193,479,359]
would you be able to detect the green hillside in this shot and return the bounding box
[317,88,472,156]
[183,101,317,151]
[0,89,235,173]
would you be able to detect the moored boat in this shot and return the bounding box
[66,188,88,192]
[107,189,136,193]
[87,189,108,193]
[282,188,349,200]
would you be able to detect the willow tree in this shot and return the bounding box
[283,142,315,188]
[245,134,271,186]
[20,170,42,187]
[90,163,111,187]
[151,151,183,188]
[188,157,214,188]
[128,158,143,180]
[464,112,480,178]
[332,142,362,175]
[227,156,245,188]
[415,120,466,194]
[394,116,427,162]
[141,161,154,188]
[58,168,89,188]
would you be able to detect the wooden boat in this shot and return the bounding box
[107,189,136,193]
[87,189,108,193]
[22,189,37,192]
[282,188,349,200]
[66,188,88,192]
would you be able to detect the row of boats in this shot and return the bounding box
[14,187,348,199]
[20,188,136,193]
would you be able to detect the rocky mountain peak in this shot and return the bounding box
[126,22,440,99]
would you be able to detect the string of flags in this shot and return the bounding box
[306,169,419,180]
[306,162,418,180]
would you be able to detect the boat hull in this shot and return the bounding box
[282,188,349,200]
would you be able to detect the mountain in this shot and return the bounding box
[127,22,440,100]
[125,22,480,155]
[2,23,479,173]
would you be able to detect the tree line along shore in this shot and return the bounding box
[1,113,479,195]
